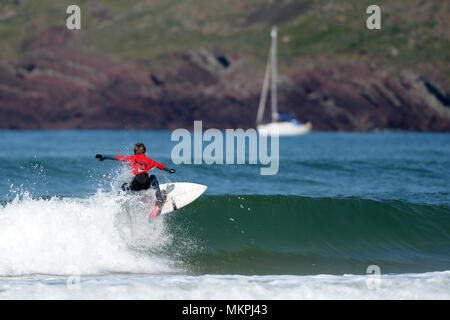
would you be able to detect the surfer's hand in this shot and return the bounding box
[164,168,176,174]
[95,154,105,161]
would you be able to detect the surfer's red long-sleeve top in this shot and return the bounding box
[116,154,165,175]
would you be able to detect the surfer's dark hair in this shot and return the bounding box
[134,142,146,155]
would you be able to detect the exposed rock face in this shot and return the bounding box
[284,58,450,131]
[0,27,449,131]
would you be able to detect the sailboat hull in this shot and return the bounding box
[257,121,311,136]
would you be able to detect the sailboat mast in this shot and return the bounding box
[271,26,278,121]
[256,49,271,124]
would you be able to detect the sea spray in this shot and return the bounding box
[0,190,176,276]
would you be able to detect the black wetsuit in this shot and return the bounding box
[122,173,164,203]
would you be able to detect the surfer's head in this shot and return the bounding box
[134,142,146,155]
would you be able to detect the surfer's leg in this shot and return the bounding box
[148,175,165,219]
[149,175,164,203]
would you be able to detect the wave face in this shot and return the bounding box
[1,193,449,277]
[164,195,450,275]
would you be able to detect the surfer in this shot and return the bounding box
[95,142,175,216]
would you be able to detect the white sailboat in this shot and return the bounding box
[256,26,312,136]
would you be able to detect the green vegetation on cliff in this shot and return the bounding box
[1,0,448,75]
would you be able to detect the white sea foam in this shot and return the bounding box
[0,272,449,299]
[0,190,175,276]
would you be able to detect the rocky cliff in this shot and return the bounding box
[0,0,449,131]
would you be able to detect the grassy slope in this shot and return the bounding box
[0,0,448,75]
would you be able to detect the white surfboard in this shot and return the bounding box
[157,182,207,216]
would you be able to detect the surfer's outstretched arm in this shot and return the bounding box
[95,154,116,161]
[95,154,176,173]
